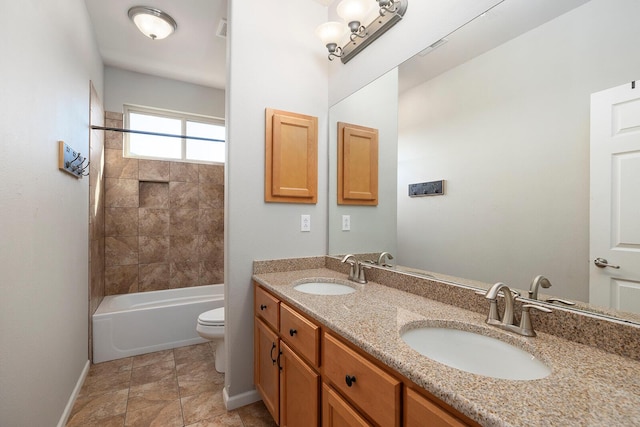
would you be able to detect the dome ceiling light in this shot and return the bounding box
[128,6,177,40]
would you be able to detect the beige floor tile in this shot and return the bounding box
[180,390,226,425]
[132,349,175,369]
[89,357,133,377]
[79,371,131,397]
[124,399,183,427]
[176,358,219,379]
[184,411,243,427]
[130,361,176,387]
[66,389,129,426]
[174,343,213,365]
[127,375,180,413]
[177,359,223,398]
[69,414,126,427]
[237,401,278,427]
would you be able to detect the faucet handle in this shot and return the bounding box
[545,297,576,306]
[358,264,371,284]
[522,304,552,313]
[519,304,552,337]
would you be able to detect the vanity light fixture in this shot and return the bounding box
[128,6,177,40]
[316,0,408,63]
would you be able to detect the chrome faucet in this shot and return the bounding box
[528,275,551,300]
[377,251,394,267]
[484,282,551,337]
[341,254,369,284]
[528,275,575,306]
[485,282,515,326]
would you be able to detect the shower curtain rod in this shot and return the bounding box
[90,125,225,143]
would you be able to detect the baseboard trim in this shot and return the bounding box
[223,387,261,411]
[57,359,90,427]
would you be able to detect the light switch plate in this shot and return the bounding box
[301,215,311,232]
[342,215,351,231]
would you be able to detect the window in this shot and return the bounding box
[124,105,225,164]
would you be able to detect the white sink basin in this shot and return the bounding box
[401,327,551,380]
[293,282,356,295]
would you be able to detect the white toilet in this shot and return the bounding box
[196,307,225,373]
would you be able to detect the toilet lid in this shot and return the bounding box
[198,307,224,326]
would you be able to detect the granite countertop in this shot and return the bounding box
[253,268,640,427]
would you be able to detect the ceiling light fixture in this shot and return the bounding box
[128,6,177,40]
[316,0,408,63]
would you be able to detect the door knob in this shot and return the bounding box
[594,258,620,269]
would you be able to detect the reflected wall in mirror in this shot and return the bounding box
[329,68,398,255]
[328,0,640,323]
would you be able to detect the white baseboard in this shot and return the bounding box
[223,386,261,410]
[57,360,90,427]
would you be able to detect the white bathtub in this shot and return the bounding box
[93,284,223,363]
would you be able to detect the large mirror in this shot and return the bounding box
[328,0,640,323]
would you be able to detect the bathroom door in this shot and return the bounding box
[590,80,640,313]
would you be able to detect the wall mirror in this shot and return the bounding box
[328,0,640,324]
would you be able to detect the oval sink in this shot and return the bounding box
[401,327,550,380]
[293,282,356,295]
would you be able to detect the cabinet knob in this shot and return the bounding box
[260,304,267,310]
[345,375,356,387]
[289,328,297,337]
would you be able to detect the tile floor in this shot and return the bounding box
[66,342,277,426]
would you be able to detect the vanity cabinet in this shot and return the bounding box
[254,283,477,427]
[254,285,320,426]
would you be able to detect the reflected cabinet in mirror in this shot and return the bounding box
[328,0,640,323]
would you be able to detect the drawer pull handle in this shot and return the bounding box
[260,304,267,310]
[345,375,356,387]
[270,342,277,364]
[289,328,297,337]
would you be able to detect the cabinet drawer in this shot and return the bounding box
[322,332,401,427]
[280,303,320,367]
[255,285,279,330]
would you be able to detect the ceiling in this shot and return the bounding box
[85,0,228,89]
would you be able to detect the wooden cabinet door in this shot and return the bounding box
[322,383,373,427]
[338,122,378,206]
[265,108,318,204]
[255,318,280,424]
[404,388,473,427]
[280,341,320,427]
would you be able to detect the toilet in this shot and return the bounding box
[196,307,225,373]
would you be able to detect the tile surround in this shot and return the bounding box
[102,111,224,295]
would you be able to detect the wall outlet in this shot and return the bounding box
[342,215,351,231]
[301,214,311,232]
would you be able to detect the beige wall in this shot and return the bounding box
[102,112,224,294]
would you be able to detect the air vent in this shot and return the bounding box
[216,19,227,38]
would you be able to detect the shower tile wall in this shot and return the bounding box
[103,112,224,295]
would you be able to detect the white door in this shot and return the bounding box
[590,81,640,313]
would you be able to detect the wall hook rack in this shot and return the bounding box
[58,141,87,179]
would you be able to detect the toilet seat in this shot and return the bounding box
[198,307,224,326]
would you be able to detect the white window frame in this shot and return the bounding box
[123,104,225,164]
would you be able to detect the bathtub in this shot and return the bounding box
[93,284,223,363]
